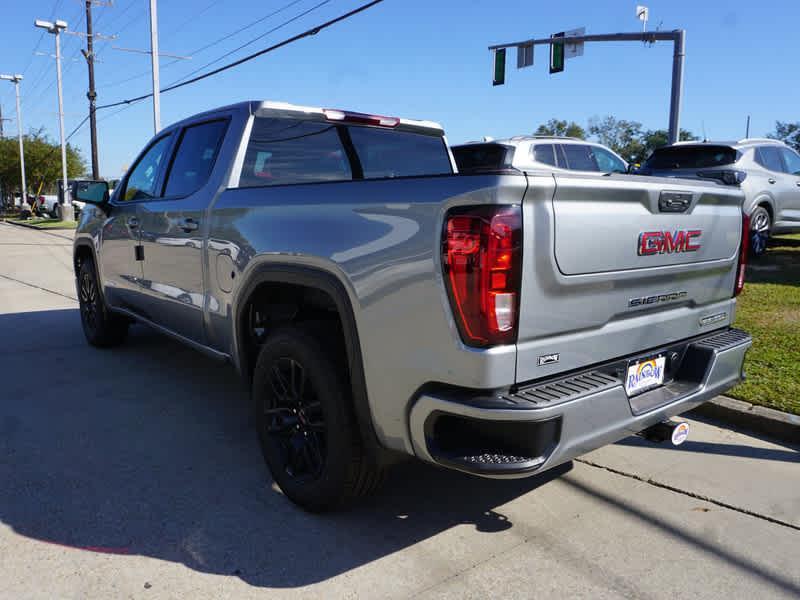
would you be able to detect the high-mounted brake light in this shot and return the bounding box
[442,206,522,347]
[323,108,400,128]
[734,212,749,296]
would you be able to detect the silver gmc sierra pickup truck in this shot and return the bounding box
[73,100,752,511]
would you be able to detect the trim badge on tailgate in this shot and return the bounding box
[629,290,687,308]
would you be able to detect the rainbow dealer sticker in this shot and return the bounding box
[625,356,666,396]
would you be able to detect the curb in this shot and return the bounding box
[689,396,800,447]
[1,219,76,239]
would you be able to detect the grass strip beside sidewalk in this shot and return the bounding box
[730,234,800,415]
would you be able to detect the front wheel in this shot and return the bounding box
[749,206,771,256]
[252,324,383,511]
[77,259,129,347]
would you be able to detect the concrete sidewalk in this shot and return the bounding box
[0,223,798,599]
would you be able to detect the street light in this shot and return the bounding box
[34,18,72,220]
[0,74,26,206]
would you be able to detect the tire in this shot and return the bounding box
[77,258,129,347]
[53,204,62,220]
[252,323,384,511]
[749,206,771,257]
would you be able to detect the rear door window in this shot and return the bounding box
[644,145,738,170]
[348,127,452,179]
[164,119,229,197]
[559,144,598,171]
[532,144,557,166]
[755,146,785,172]
[239,118,352,187]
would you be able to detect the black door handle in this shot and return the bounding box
[768,178,776,184]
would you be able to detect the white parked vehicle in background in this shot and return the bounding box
[452,136,629,175]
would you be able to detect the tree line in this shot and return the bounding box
[534,118,800,164]
[0,129,85,198]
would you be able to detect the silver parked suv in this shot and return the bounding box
[637,139,800,254]
[452,136,628,175]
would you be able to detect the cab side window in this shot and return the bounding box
[123,134,172,201]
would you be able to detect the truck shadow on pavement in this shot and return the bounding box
[0,308,569,589]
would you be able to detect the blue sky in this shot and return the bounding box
[1,0,797,177]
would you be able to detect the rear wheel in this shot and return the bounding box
[252,324,383,511]
[750,206,771,256]
[77,259,129,347]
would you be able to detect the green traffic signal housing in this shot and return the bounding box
[493,48,506,86]
[550,32,565,74]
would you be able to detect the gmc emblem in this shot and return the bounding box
[638,230,702,256]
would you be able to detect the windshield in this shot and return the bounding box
[644,145,738,170]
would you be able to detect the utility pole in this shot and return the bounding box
[84,0,100,179]
[149,0,161,134]
[35,18,72,221]
[0,75,27,203]
[113,0,191,136]
[489,29,687,145]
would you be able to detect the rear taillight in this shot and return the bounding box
[734,212,749,296]
[697,169,747,185]
[442,205,522,347]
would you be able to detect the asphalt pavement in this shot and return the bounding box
[0,221,798,599]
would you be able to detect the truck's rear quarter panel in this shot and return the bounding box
[208,174,528,453]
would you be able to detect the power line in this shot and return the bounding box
[167,0,330,87]
[98,0,304,91]
[98,0,384,110]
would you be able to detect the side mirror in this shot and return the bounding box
[74,180,109,205]
[627,163,640,174]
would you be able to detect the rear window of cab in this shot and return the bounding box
[239,117,452,187]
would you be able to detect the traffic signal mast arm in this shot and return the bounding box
[488,29,686,145]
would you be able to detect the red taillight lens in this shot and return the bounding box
[734,212,749,296]
[442,206,522,347]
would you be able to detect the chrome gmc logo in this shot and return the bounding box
[638,230,702,256]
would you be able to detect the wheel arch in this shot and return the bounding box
[233,263,384,455]
[748,193,775,222]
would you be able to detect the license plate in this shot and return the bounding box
[625,355,666,396]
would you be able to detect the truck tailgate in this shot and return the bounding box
[552,175,741,274]
[515,172,745,384]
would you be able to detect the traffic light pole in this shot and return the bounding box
[489,29,686,145]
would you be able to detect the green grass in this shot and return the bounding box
[729,234,800,415]
[5,217,77,230]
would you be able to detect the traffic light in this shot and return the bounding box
[550,32,565,74]
[493,48,506,86]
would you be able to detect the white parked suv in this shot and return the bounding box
[637,138,800,255]
[452,136,629,175]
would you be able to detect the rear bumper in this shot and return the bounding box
[408,328,752,478]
